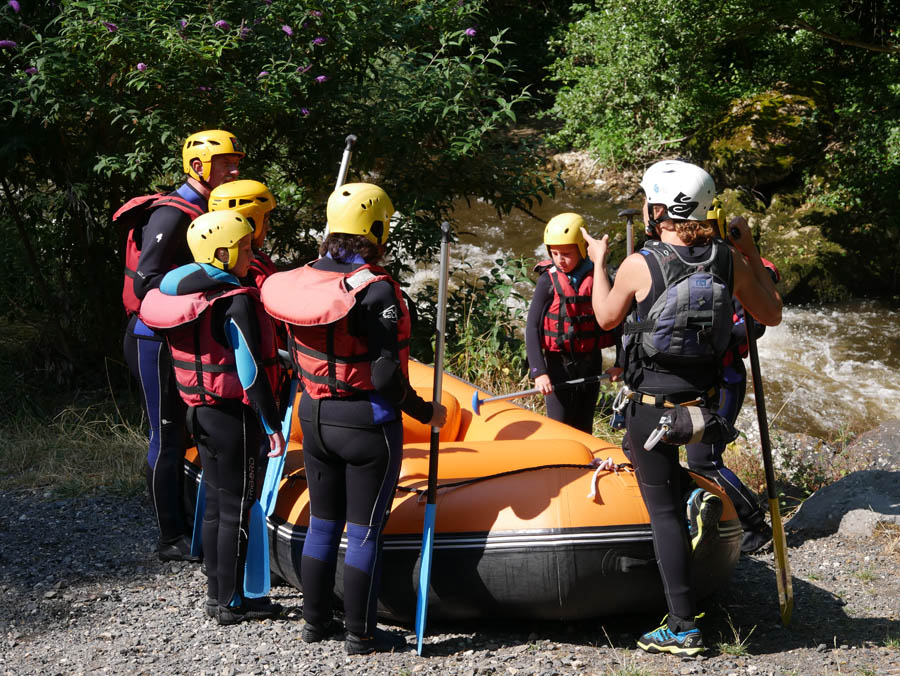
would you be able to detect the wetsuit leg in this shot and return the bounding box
[191,402,260,607]
[124,315,188,545]
[626,400,695,621]
[300,418,403,636]
[685,361,765,528]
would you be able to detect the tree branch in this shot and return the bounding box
[792,18,900,54]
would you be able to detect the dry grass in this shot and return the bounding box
[0,404,146,496]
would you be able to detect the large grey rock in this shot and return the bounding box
[786,469,900,535]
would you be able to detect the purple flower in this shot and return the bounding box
[296,64,312,74]
[309,10,322,17]
[314,75,329,83]
[179,19,187,29]
[300,107,310,116]
[214,19,230,30]
[9,0,21,13]
[24,66,37,74]
[136,62,147,71]
[281,24,293,36]
[258,70,269,78]
[240,25,251,38]
[198,86,211,91]
[312,36,326,45]
[465,27,477,36]
[0,40,17,49]
[103,22,118,32]
[263,0,272,4]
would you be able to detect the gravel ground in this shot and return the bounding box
[1,479,898,675]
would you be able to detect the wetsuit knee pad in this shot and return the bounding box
[304,515,343,563]
[344,522,377,574]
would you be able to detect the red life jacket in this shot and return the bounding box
[535,261,615,355]
[114,194,204,315]
[245,248,278,291]
[139,286,281,407]
[261,262,411,399]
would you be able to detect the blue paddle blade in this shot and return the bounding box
[471,391,481,416]
[260,379,298,517]
[190,471,205,557]
[243,499,270,598]
[415,503,437,655]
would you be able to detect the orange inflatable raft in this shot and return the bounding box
[185,361,741,622]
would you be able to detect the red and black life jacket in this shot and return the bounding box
[261,262,411,399]
[139,286,280,408]
[535,260,616,356]
[245,248,278,291]
[114,194,204,315]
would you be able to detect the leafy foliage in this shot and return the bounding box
[0,0,553,376]
[547,0,900,292]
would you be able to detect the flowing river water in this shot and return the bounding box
[432,191,900,442]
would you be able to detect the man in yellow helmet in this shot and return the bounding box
[209,179,276,290]
[140,210,284,624]
[120,129,244,562]
[525,212,622,433]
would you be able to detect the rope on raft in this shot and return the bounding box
[285,459,634,496]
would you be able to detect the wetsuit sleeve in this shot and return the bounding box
[526,273,553,379]
[360,279,433,424]
[134,205,194,299]
[222,295,281,433]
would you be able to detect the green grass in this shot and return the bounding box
[884,634,900,650]
[716,613,756,657]
[853,568,876,583]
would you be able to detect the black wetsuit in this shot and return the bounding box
[623,242,731,624]
[157,263,281,608]
[297,254,432,638]
[122,182,205,547]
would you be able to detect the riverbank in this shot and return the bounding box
[2,462,897,675]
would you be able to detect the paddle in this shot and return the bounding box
[471,373,611,415]
[190,471,205,557]
[617,208,640,256]
[415,221,451,656]
[745,317,794,625]
[244,378,298,598]
[323,134,357,238]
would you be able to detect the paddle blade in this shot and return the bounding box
[243,500,270,598]
[415,503,437,655]
[190,472,205,557]
[260,379,297,517]
[768,497,794,625]
[471,391,481,416]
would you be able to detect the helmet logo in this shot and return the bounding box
[231,137,243,152]
[668,192,698,218]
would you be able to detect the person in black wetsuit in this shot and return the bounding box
[526,212,622,432]
[582,160,782,657]
[122,130,243,561]
[270,183,446,655]
[139,210,285,625]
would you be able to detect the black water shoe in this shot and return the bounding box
[302,619,344,643]
[345,628,408,655]
[741,522,773,554]
[687,489,722,556]
[216,597,284,626]
[157,535,201,563]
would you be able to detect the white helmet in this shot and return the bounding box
[640,160,716,222]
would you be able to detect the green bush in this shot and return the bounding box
[0,0,554,380]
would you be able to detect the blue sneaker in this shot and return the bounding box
[687,488,722,554]
[637,620,705,656]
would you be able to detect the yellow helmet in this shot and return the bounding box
[707,197,726,238]
[326,183,394,245]
[182,129,245,181]
[543,212,586,258]
[209,180,275,245]
[187,211,253,271]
